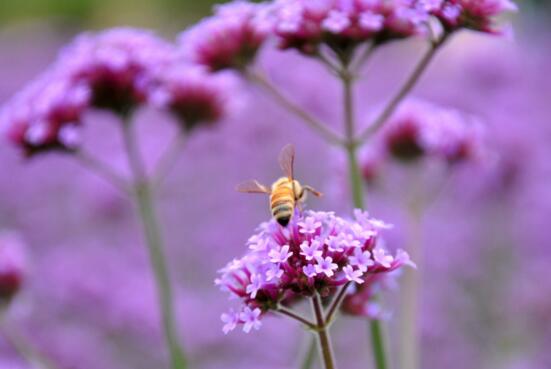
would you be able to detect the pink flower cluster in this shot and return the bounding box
[417,0,518,34]
[0,28,235,155]
[58,28,175,115]
[0,232,26,304]
[268,0,429,56]
[149,66,236,131]
[216,209,413,333]
[363,100,484,171]
[178,0,516,69]
[0,70,90,155]
[179,1,271,71]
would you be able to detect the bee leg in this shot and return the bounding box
[296,200,304,213]
[304,186,323,197]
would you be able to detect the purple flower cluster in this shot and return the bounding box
[179,1,271,71]
[178,0,516,70]
[0,231,26,304]
[360,100,484,179]
[216,209,413,333]
[150,66,236,131]
[418,0,518,34]
[268,0,429,56]
[0,70,90,155]
[0,28,236,155]
[58,28,175,115]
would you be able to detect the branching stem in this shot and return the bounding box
[357,35,448,143]
[247,69,345,146]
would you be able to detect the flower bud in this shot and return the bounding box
[0,232,26,305]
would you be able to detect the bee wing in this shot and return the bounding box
[278,144,295,181]
[236,180,271,194]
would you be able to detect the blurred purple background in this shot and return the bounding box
[0,2,550,369]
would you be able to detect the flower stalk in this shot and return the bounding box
[75,151,130,194]
[277,306,317,330]
[358,35,449,143]
[246,69,345,146]
[299,336,317,369]
[312,294,336,369]
[399,194,425,369]
[0,319,60,369]
[339,62,389,369]
[122,121,188,369]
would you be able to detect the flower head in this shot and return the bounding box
[419,0,518,34]
[179,1,270,71]
[149,65,236,131]
[0,71,90,155]
[0,232,26,304]
[0,28,175,155]
[59,28,175,115]
[216,209,411,333]
[376,99,485,165]
[268,0,429,57]
[0,27,239,155]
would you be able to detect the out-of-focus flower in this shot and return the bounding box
[341,271,401,318]
[0,232,26,304]
[0,28,175,155]
[150,66,237,131]
[216,209,412,333]
[59,28,175,115]
[268,0,429,57]
[0,27,241,154]
[368,99,485,167]
[179,1,270,71]
[418,0,518,34]
[0,71,90,155]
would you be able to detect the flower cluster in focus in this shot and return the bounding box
[216,209,413,333]
[0,232,26,305]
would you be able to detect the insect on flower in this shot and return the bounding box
[236,144,322,227]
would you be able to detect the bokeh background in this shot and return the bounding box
[0,1,550,369]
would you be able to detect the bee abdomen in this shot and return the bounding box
[272,203,294,227]
[270,182,296,227]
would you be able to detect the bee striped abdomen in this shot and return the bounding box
[270,184,295,227]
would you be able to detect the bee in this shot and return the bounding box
[236,144,322,227]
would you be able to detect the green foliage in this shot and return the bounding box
[0,0,548,29]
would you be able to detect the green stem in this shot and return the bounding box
[153,132,187,189]
[357,35,448,143]
[277,307,317,330]
[340,64,388,369]
[346,143,365,209]
[75,151,130,194]
[246,69,345,146]
[122,123,187,369]
[325,282,352,325]
[399,201,424,369]
[0,320,60,369]
[369,320,388,369]
[312,295,336,369]
[299,336,317,369]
